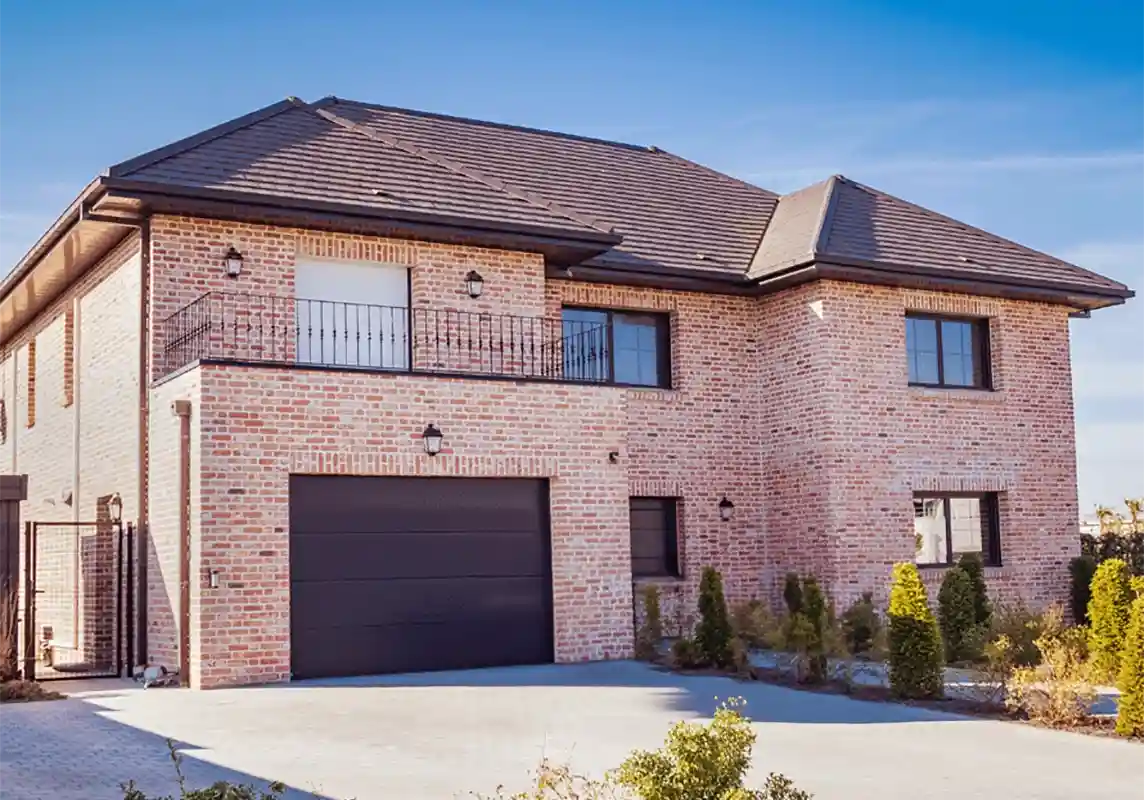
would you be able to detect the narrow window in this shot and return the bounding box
[63,309,75,408]
[25,339,36,428]
[629,497,680,577]
[913,492,1001,567]
[561,307,671,388]
[906,314,990,389]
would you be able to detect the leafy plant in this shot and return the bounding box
[475,759,620,799]
[122,740,285,800]
[731,600,780,650]
[635,585,665,661]
[887,563,944,699]
[0,680,63,703]
[1006,611,1095,727]
[0,590,18,683]
[937,566,979,663]
[1088,558,1132,682]
[989,599,1050,668]
[1069,555,1098,625]
[782,573,803,616]
[696,567,734,668]
[800,576,828,683]
[670,637,704,670]
[614,698,812,800]
[1116,592,1144,738]
[840,592,881,657]
[957,553,992,627]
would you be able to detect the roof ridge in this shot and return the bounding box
[324,96,653,152]
[295,99,615,235]
[831,175,1128,288]
[809,175,841,258]
[108,98,302,178]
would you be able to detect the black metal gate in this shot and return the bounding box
[21,521,136,681]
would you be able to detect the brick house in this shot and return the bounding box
[0,96,1132,688]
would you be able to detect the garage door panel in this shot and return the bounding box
[289,475,552,679]
[293,618,552,678]
[290,576,549,628]
[290,530,546,582]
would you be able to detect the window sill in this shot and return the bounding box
[917,563,1007,579]
[633,574,686,586]
[624,386,677,403]
[908,385,1004,403]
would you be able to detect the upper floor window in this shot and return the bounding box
[914,492,1001,567]
[630,497,680,577]
[905,313,991,389]
[562,307,671,388]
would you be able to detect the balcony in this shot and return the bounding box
[159,291,612,384]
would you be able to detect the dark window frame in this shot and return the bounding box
[629,497,681,578]
[905,312,992,390]
[913,491,1002,568]
[562,306,672,389]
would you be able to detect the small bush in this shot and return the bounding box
[957,552,992,627]
[938,566,980,663]
[887,562,944,699]
[635,585,664,661]
[783,572,803,615]
[1069,555,1098,625]
[840,592,881,657]
[731,600,780,650]
[696,566,734,668]
[614,698,812,800]
[1088,558,1132,682]
[801,576,829,683]
[989,599,1049,667]
[670,637,704,670]
[0,680,63,704]
[1007,612,1095,727]
[475,759,619,800]
[1116,592,1144,737]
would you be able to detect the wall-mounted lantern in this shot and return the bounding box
[208,569,221,590]
[223,246,245,278]
[465,270,485,298]
[422,423,444,456]
[107,492,123,524]
[718,496,734,522]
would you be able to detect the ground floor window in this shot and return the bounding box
[913,492,1001,567]
[629,497,680,577]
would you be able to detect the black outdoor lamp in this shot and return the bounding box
[107,492,123,524]
[422,423,444,456]
[223,246,245,278]
[718,496,734,522]
[465,270,485,298]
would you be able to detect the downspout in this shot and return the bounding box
[137,219,151,668]
[172,399,191,686]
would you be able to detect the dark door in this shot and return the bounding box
[289,475,553,679]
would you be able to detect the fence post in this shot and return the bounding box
[22,521,35,681]
[0,475,27,680]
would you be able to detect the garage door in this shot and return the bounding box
[289,475,553,679]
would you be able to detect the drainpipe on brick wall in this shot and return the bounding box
[172,398,191,687]
[137,219,151,669]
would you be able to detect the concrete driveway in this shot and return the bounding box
[1,661,1140,800]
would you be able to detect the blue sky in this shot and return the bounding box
[2,1,1141,514]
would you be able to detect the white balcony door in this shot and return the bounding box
[295,259,410,369]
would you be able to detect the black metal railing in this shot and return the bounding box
[160,291,613,384]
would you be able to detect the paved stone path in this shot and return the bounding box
[1,662,1140,799]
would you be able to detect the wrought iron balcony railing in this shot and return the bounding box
[159,292,612,384]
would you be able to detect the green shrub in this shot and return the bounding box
[730,600,779,650]
[1069,555,1098,625]
[840,592,881,657]
[696,567,734,668]
[989,599,1050,667]
[783,572,803,615]
[887,563,944,699]
[635,585,664,661]
[801,576,828,683]
[938,566,979,663]
[614,698,812,800]
[1088,558,1132,682]
[957,552,992,627]
[670,637,704,670]
[1116,593,1144,738]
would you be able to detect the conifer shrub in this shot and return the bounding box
[695,567,733,668]
[783,572,803,615]
[938,566,979,663]
[840,592,881,657]
[635,584,664,661]
[801,576,829,683]
[887,562,944,699]
[1088,558,1132,683]
[1069,554,1098,625]
[1116,592,1144,738]
[957,552,992,627]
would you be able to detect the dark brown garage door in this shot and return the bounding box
[289,475,553,679]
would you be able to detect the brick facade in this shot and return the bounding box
[4,212,1084,687]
